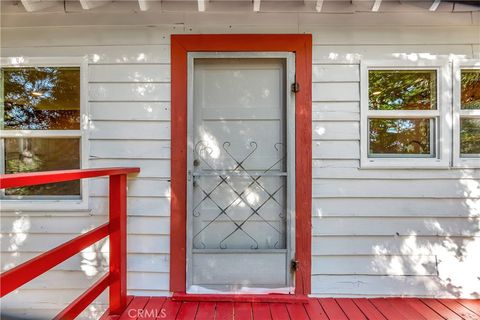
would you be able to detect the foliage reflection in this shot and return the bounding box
[2,67,80,130]
[369,70,436,110]
[369,118,432,155]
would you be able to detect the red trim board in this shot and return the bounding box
[170,34,312,295]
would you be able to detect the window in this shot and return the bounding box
[1,58,87,209]
[453,60,480,167]
[361,60,451,168]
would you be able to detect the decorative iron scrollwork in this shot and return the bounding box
[192,140,287,250]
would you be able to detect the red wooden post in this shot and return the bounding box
[109,174,127,314]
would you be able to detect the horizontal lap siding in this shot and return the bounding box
[311,45,480,298]
[1,22,479,318]
[1,41,172,317]
[86,61,172,302]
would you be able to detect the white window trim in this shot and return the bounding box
[360,59,452,169]
[0,56,90,211]
[453,58,480,168]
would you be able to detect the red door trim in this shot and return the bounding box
[170,34,312,295]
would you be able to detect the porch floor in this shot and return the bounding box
[108,296,480,320]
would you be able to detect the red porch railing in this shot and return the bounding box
[0,167,140,319]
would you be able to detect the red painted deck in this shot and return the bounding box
[108,296,480,320]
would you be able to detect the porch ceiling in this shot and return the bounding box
[2,0,480,14]
[2,0,479,29]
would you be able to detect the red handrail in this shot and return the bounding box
[0,167,140,319]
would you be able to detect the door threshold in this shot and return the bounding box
[172,293,309,303]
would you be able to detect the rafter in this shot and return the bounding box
[138,0,150,11]
[20,0,56,12]
[372,0,382,11]
[315,0,324,12]
[79,0,106,10]
[429,0,441,11]
[197,0,208,12]
[253,0,261,12]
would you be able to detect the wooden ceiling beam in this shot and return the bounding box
[20,0,56,12]
[253,0,261,12]
[372,0,382,11]
[197,0,208,12]
[429,0,441,11]
[138,0,150,11]
[315,0,324,12]
[79,0,107,10]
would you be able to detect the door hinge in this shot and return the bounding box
[291,259,299,272]
[291,82,300,93]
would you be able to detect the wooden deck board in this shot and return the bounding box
[234,302,252,320]
[336,298,368,320]
[215,302,234,320]
[161,299,182,320]
[457,299,480,316]
[369,299,407,320]
[118,296,149,320]
[140,297,166,320]
[404,298,444,320]
[252,302,272,320]
[109,297,480,320]
[269,302,290,320]
[421,299,464,320]
[304,299,329,320]
[195,302,215,320]
[176,301,199,320]
[352,298,387,320]
[438,299,480,320]
[319,298,349,320]
[388,298,428,320]
[285,303,309,320]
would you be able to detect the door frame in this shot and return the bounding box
[170,34,312,295]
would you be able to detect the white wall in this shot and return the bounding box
[1,8,479,319]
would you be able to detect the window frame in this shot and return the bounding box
[360,59,451,169]
[453,59,480,168]
[0,56,89,210]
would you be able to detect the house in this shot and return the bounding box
[0,0,479,319]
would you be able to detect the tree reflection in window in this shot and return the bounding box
[461,70,480,110]
[369,70,436,110]
[4,138,81,196]
[1,66,81,197]
[367,69,437,158]
[459,69,480,158]
[369,118,432,156]
[460,118,480,156]
[2,67,80,130]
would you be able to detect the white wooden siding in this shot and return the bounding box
[90,102,171,121]
[310,40,480,298]
[1,10,479,318]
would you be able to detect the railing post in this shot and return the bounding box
[109,174,127,315]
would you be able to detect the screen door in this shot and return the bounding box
[186,53,295,294]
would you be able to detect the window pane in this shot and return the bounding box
[4,138,80,196]
[369,118,433,156]
[460,118,480,156]
[461,69,480,110]
[369,70,437,110]
[2,67,80,130]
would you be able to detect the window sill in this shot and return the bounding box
[0,198,89,212]
[360,158,450,169]
[453,158,480,169]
